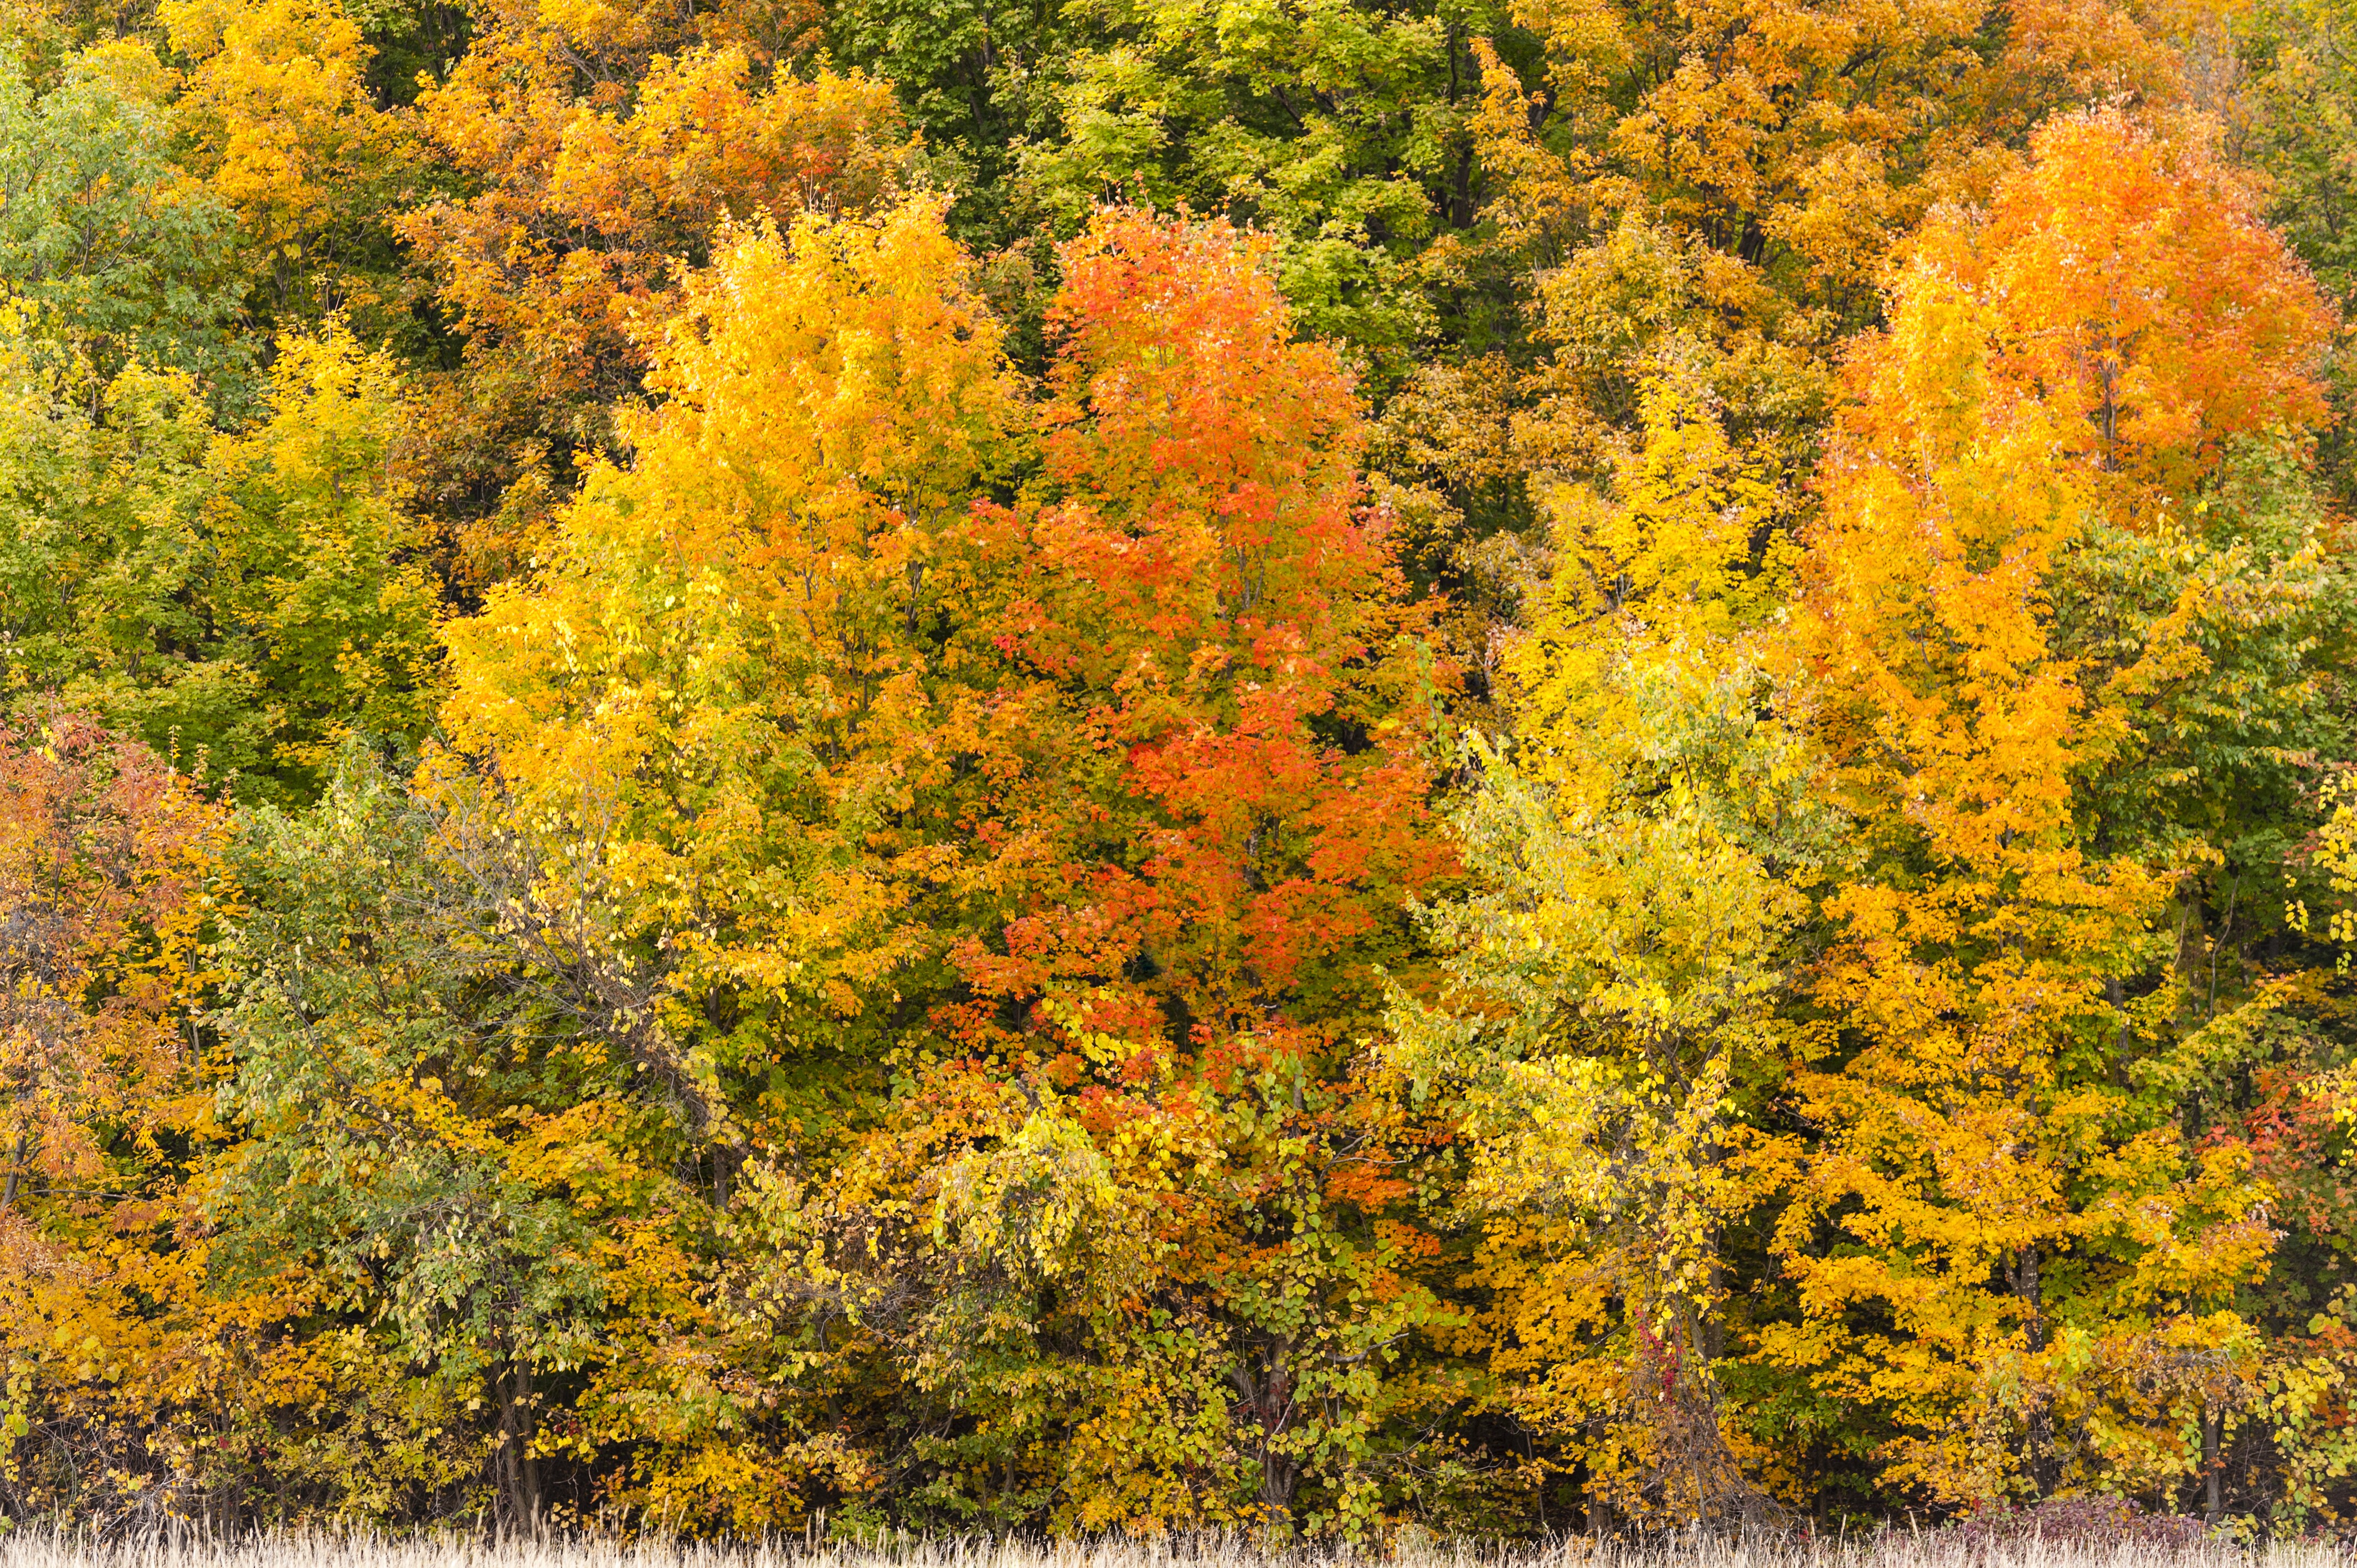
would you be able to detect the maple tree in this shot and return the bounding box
[820,208,1465,1534]
[0,710,218,1221]
[1389,358,1820,1528]
[397,5,913,582]
[0,710,236,1524]
[439,193,1027,1111]
[159,0,419,336]
[1756,112,2343,1512]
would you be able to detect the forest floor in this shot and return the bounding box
[0,1531,2343,1568]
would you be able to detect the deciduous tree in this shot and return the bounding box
[1759,111,2338,1509]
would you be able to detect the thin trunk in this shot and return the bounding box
[2011,1248,2056,1493]
[0,1133,23,1211]
[2106,976,2132,1089]
[496,1371,523,1526]
[517,1359,542,1526]
[2011,1246,2044,1348]
[1701,1179,1726,1361]
[2203,1408,2225,1521]
[496,1359,541,1531]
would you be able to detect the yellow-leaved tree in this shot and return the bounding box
[440,194,1028,1134]
[1388,356,1828,1525]
[1757,111,2341,1510]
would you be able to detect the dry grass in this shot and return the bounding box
[0,1534,2346,1568]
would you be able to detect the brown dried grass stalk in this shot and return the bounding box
[0,1534,2345,1568]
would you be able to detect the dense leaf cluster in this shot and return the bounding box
[3,0,2357,1540]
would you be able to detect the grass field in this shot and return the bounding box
[0,1535,2344,1568]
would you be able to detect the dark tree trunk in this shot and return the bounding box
[2010,1248,2058,1493]
[1232,1346,1299,1521]
[2203,1407,2225,1522]
[496,1359,542,1531]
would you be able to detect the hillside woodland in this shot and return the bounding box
[2,0,2357,1536]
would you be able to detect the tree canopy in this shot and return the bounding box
[3,0,2357,1536]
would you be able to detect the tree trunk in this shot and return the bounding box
[518,1359,542,1524]
[495,1374,523,1529]
[496,1359,542,1533]
[2010,1248,2058,1493]
[1232,1346,1298,1523]
[2203,1407,2225,1522]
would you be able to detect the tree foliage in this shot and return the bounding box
[6,0,2357,1536]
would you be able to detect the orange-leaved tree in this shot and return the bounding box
[960,208,1454,1054]
[0,711,230,1519]
[1755,111,2340,1510]
[441,198,1466,1534]
[0,711,219,1218]
[913,210,1462,1534]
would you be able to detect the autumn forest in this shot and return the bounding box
[1,0,2356,1538]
